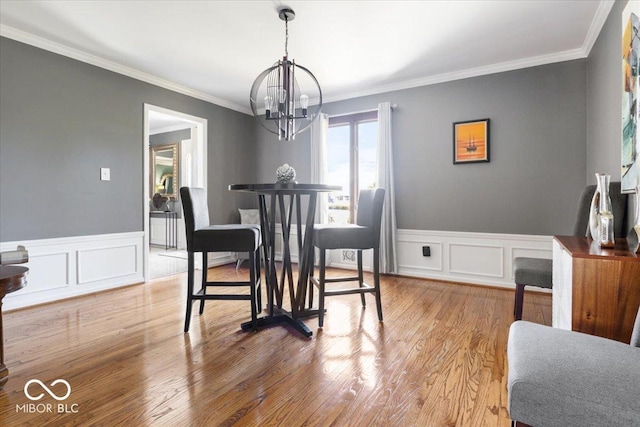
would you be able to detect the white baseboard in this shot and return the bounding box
[1,232,145,310]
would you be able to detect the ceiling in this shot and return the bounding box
[0,1,614,115]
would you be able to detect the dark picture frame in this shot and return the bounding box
[453,118,490,164]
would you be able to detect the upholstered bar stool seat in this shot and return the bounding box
[313,225,375,249]
[193,225,260,252]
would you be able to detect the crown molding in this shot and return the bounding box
[0,24,252,115]
[2,0,613,115]
[582,0,615,56]
[323,47,587,105]
[321,0,614,105]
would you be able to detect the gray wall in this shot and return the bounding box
[587,0,635,231]
[257,61,588,236]
[149,128,191,147]
[587,0,625,179]
[0,37,257,241]
[2,2,631,243]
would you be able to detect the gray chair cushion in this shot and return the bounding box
[631,307,640,348]
[514,257,552,288]
[193,224,260,252]
[313,224,374,250]
[508,321,640,427]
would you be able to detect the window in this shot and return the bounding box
[327,111,378,224]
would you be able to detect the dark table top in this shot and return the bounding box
[229,183,341,194]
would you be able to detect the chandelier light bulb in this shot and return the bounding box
[300,94,309,116]
[278,88,287,109]
[264,96,273,118]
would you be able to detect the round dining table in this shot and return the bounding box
[229,183,340,337]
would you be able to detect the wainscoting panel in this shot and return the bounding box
[77,244,138,284]
[1,232,145,310]
[449,243,503,278]
[397,238,444,272]
[16,251,70,294]
[397,229,552,288]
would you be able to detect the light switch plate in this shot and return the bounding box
[100,168,110,181]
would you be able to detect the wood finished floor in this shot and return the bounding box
[0,264,551,427]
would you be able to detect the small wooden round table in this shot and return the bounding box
[0,265,28,390]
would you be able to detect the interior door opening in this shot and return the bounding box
[143,104,207,281]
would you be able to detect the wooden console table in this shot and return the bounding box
[0,265,28,389]
[552,236,640,343]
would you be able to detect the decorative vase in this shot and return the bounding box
[276,163,296,184]
[628,185,640,253]
[596,173,615,248]
[587,173,602,240]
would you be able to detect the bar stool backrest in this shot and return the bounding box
[180,187,210,251]
[356,188,386,246]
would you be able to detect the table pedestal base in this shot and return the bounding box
[240,308,322,338]
[229,183,341,339]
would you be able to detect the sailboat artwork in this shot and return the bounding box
[466,136,478,152]
[453,118,490,164]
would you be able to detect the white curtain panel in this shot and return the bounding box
[310,113,330,224]
[377,102,398,274]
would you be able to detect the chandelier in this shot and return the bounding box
[249,7,323,141]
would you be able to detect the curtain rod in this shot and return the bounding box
[331,104,397,117]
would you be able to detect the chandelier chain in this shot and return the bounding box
[284,17,289,57]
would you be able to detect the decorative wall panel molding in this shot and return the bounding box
[397,229,552,289]
[1,228,552,310]
[1,232,145,310]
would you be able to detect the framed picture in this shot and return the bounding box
[622,1,640,193]
[453,118,490,164]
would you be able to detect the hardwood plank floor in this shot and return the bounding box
[0,264,551,426]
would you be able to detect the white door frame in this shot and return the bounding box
[143,104,208,282]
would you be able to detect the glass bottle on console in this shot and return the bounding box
[596,174,615,248]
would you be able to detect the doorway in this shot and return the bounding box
[143,104,207,281]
